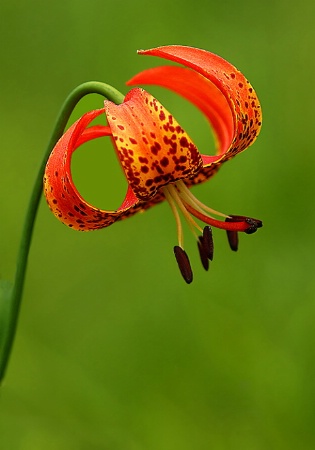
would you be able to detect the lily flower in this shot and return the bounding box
[44,45,262,283]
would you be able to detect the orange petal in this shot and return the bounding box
[128,65,233,159]
[44,108,152,231]
[132,45,262,168]
[105,88,203,201]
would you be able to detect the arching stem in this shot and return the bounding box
[0,82,124,383]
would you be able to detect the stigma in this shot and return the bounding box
[162,180,262,283]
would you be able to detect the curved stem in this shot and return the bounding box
[0,82,124,383]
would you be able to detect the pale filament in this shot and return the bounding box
[176,180,229,219]
[162,184,202,247]
[162,187,184,248]
[166,184,202,232]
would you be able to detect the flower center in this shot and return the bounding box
[162,180,262,283]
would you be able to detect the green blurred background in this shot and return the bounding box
[1,0,314,448]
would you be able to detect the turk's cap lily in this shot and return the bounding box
[44,45,262,283]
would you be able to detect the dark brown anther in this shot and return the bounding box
[226,230,239,251]
[244,217,263,234]
[174,246,193,284]
[197,237,209,271]
[226,215,263,235]
[202,226,214,260]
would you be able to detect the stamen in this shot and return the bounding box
[167,184,202,232]
[202,226,214,261]
[163,187,184,247]
[226,230,239,251]
[162,181,262,283]
[176,180,228,218]
[197,237,209,271]
[174,246,193,284]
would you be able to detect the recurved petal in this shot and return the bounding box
[105,88,203,201]
[44,108,152,231]
[131,45,262,168]
[128,65,233,159]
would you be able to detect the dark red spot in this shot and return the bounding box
[129,138,137,145]
[159,110,165,121]
[118,125,125,130]
[180,137,189,148]
[160,157,169,167]
[151,143,161,155]
[168,142,177,154]
[132,177,140,185]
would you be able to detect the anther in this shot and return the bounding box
[197,237,209,271]
[226,230,239,251]
[244,217,263,234]
[174,246,193,284]
[227,215,263,234]
[202,226,214,261]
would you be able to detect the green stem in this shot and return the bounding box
[0,82,124,383]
